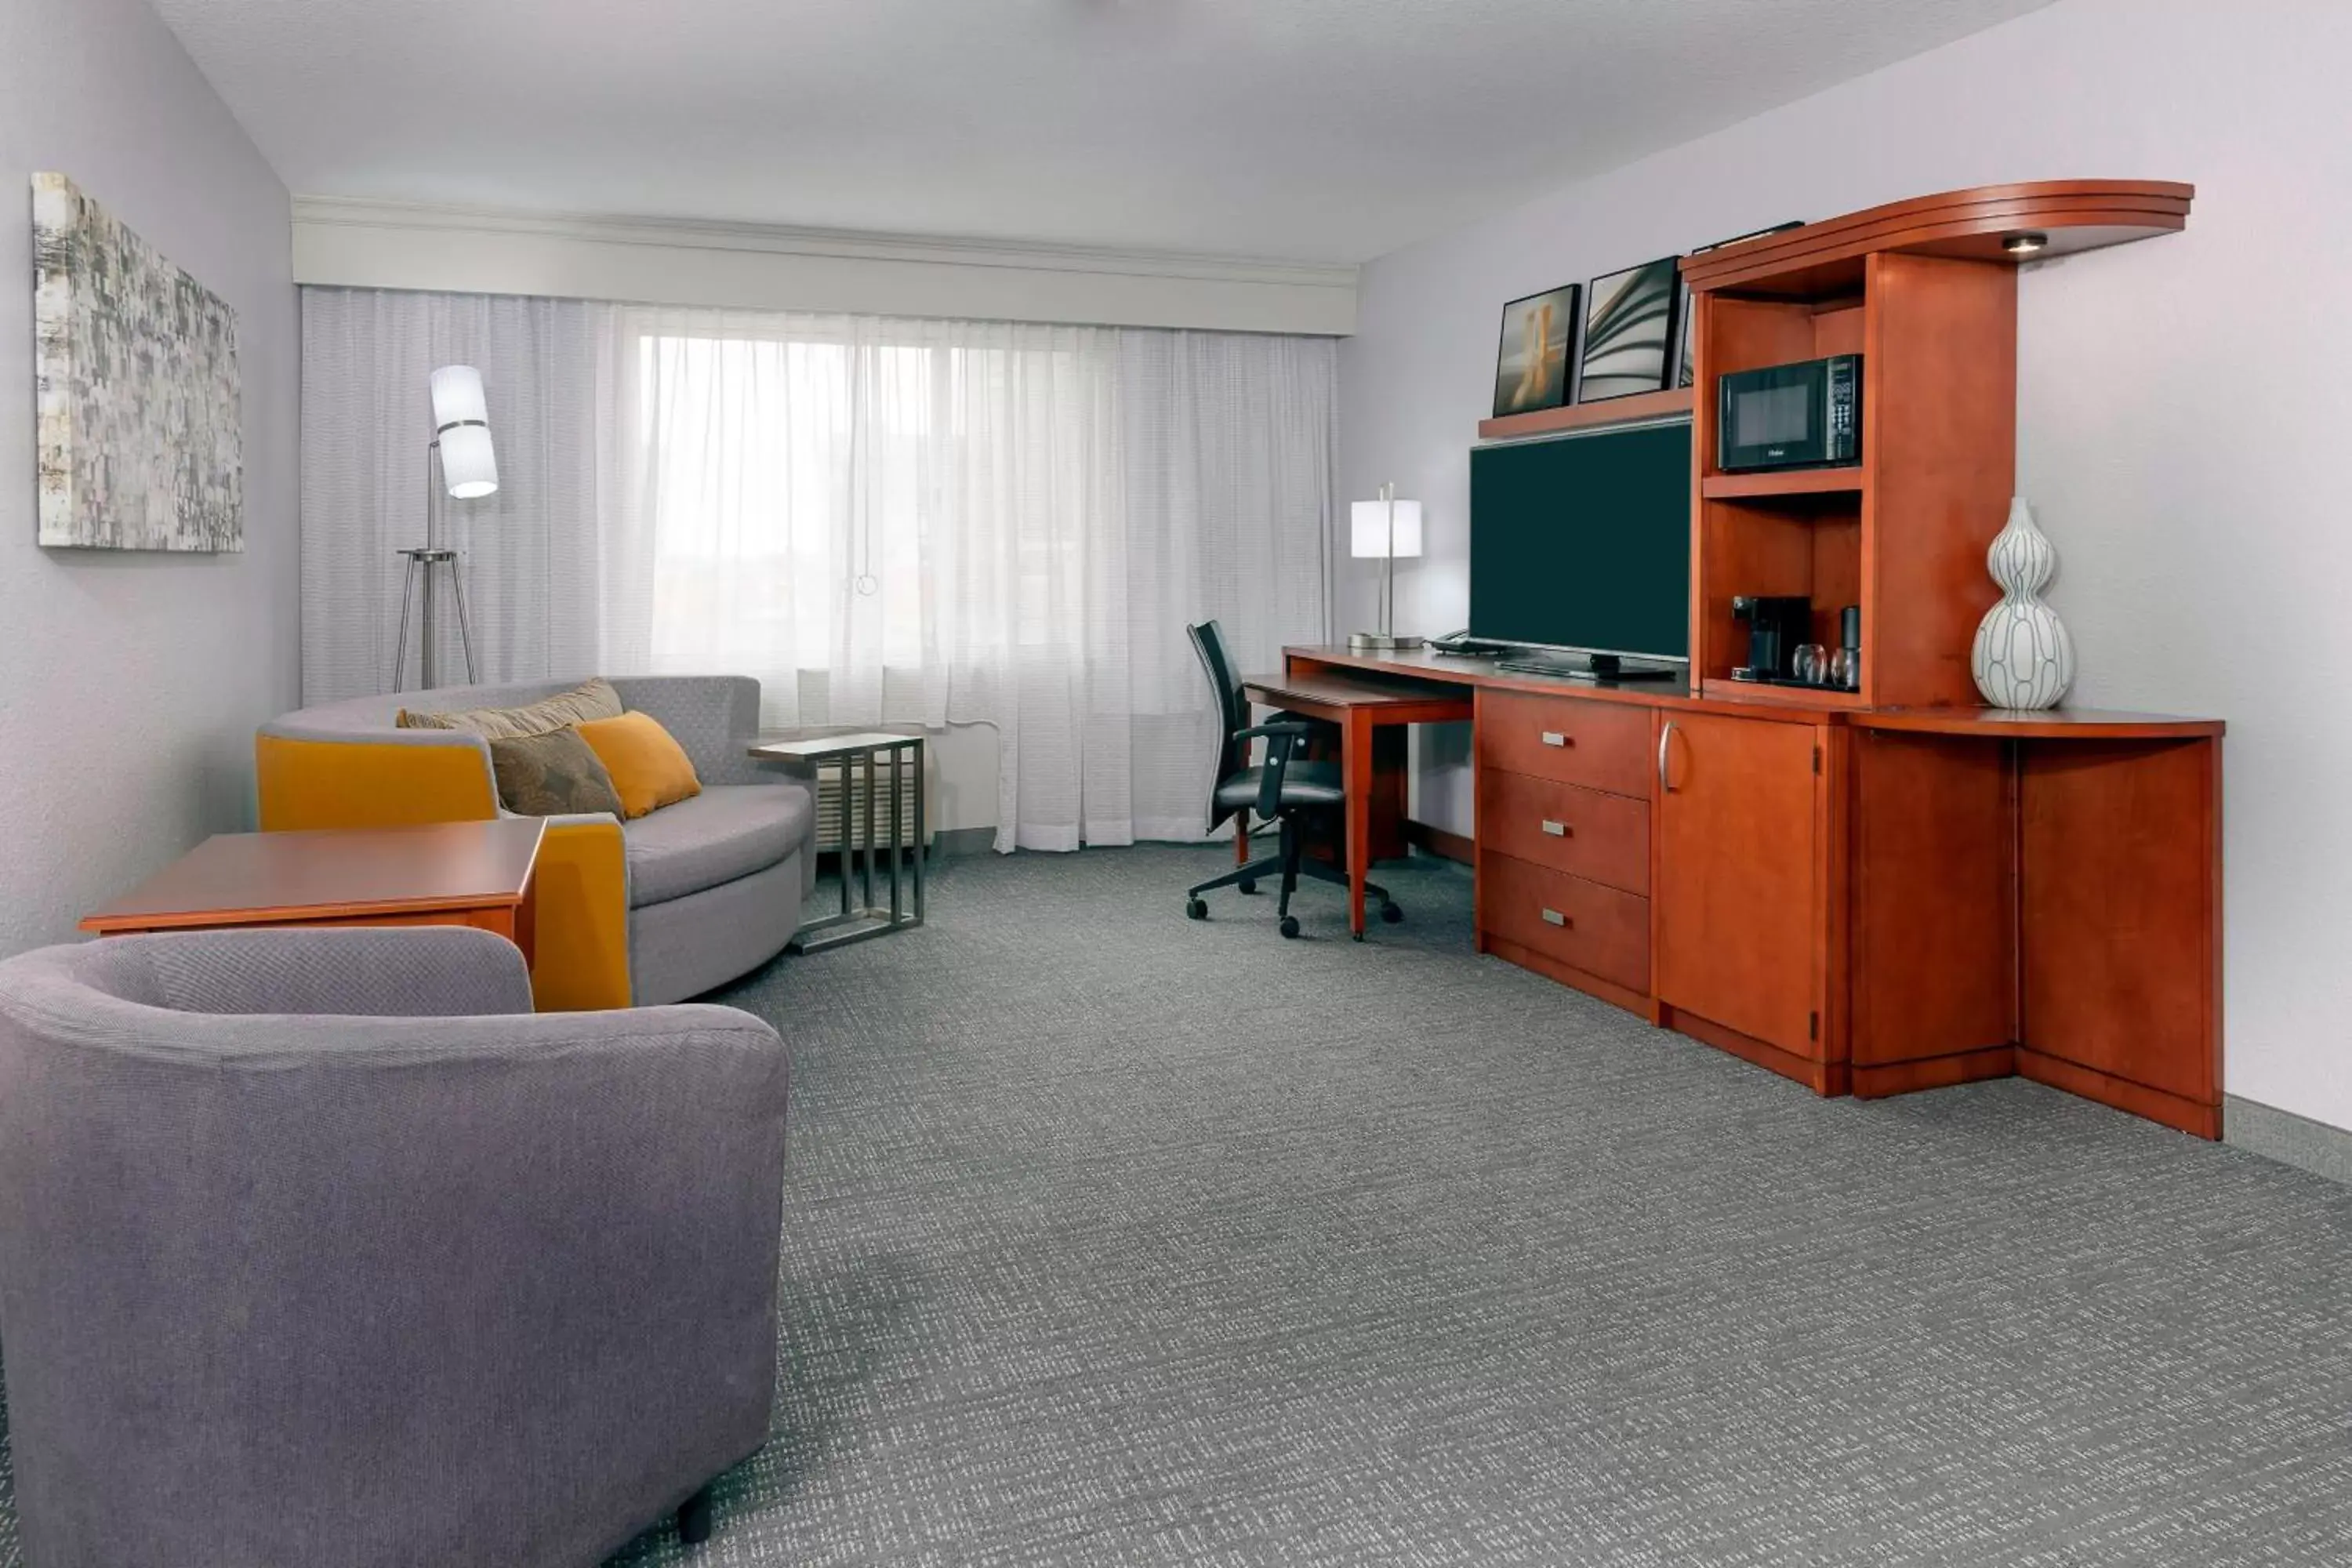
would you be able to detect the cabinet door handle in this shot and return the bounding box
[1540,818,1569,837]
[1657,720,1677,794]
[1540,730,1570,748]
[1541,907,1571,928]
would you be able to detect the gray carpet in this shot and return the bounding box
[603,845,2352,1566]
[6,846,2352,1564]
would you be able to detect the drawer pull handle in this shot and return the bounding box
[1540,731,1570,748]
[1541,907,1571,928]
[1540,819,1569,837]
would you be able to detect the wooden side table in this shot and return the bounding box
[82,818,546,963]
[748,731,925,953]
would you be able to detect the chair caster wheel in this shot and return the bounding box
[1380,902,1403,924]
[1279,916,1301,938]
[1239,878,1258,895]
[677,1484,714,1546]
[1185,898,1207,920]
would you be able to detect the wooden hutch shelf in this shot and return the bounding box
[1680,180,2193,297]
[1478,386,1690,442]
[1700,467,1864,499]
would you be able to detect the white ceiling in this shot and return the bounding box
[152,0,2060,264]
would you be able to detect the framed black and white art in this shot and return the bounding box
[1577,256,1679,403]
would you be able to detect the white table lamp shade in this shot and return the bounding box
[429,365,498,498]
[1351,498,1422,559]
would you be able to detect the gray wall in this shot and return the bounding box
[0,0,299,948]
[1340,0,2351,1129]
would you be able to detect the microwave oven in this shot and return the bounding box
[1717,354,1861,472]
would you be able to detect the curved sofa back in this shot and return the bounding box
[260,679,591,742]
[257,676,774,832]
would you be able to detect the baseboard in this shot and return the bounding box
[2225,1094,2352,1185]
[1403,820,1473,865]
[1661,1006,1847,1098]
[2014,1049,2219,1141]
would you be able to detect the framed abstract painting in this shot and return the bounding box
[32,172,242,551]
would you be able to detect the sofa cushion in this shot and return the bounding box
[397,677,623,739]
[623,785,811,908]
[488,728,624,818]
[579,711,702,819]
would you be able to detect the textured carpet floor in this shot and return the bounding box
[7,845,2352,1565]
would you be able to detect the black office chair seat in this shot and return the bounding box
[1214,762,1343,810]
[1182,618,1399,940]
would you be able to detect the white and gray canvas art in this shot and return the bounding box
[33,172,241,551]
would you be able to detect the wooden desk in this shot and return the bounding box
[1281,644,2227,1140]
[1240,670,1472,938]
[82,819,546,964]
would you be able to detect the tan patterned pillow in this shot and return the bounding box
[486,728,625,818]
[397,677,624,740]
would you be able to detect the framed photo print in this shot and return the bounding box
[1577,256,1680,402]
[1491,283,1580,418]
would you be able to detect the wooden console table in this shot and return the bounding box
[82,819,546,964]
[1279,644,2224,1141]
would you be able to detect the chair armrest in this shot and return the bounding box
[0,993,787,1566]
[256,730,497,830]
[113,927,534,1018]
[528,814,633,1011]
[1235,721,1315,817]
[609,676,770,787]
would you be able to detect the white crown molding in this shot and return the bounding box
[291,197,1358,335]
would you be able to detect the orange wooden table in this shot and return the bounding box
[1241,669,1474,938]
[82,818,546,963]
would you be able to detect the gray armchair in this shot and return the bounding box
[0,926,791,1567]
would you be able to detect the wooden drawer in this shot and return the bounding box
[1477,768,1650,895]
[1477,690,1653,797]
[1479,851,1650,994]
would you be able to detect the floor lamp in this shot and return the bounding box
[1348,482,1424,652]
[394,365,499,692]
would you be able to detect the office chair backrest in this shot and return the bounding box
[1187,619,1249,808]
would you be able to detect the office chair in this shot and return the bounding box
[1183,620,1400,939]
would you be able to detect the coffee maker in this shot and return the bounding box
[1731,595,1810,683]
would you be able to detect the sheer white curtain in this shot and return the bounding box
[301,289,1334,850]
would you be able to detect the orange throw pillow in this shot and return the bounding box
[575,712,702,819]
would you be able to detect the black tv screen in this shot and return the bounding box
[1468,420,1692,662]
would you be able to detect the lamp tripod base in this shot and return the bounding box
[392,546,481,693]
[1348,632,1425,652]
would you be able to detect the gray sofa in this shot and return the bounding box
[259,675,817,1006]
[0,926,790,1567]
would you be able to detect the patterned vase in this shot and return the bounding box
[1970,496,2074,710]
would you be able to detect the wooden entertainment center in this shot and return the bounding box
[1293,181,2226,1139]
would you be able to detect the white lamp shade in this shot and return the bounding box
[1350,497,1422,559]
[429,364,489,429]
[438,423,499,499]
[430,365,498,498]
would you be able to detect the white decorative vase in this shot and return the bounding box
[1970,496,2075,710]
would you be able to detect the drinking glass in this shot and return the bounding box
[1792,644,1828,687]
[1828,647,1860,691]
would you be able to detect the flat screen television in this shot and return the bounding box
[1468,419,1692,673]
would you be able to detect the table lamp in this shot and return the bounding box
[393,365,499,691]
[1348,482,1424,652]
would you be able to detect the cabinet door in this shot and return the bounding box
[1654,712,1823,1056]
